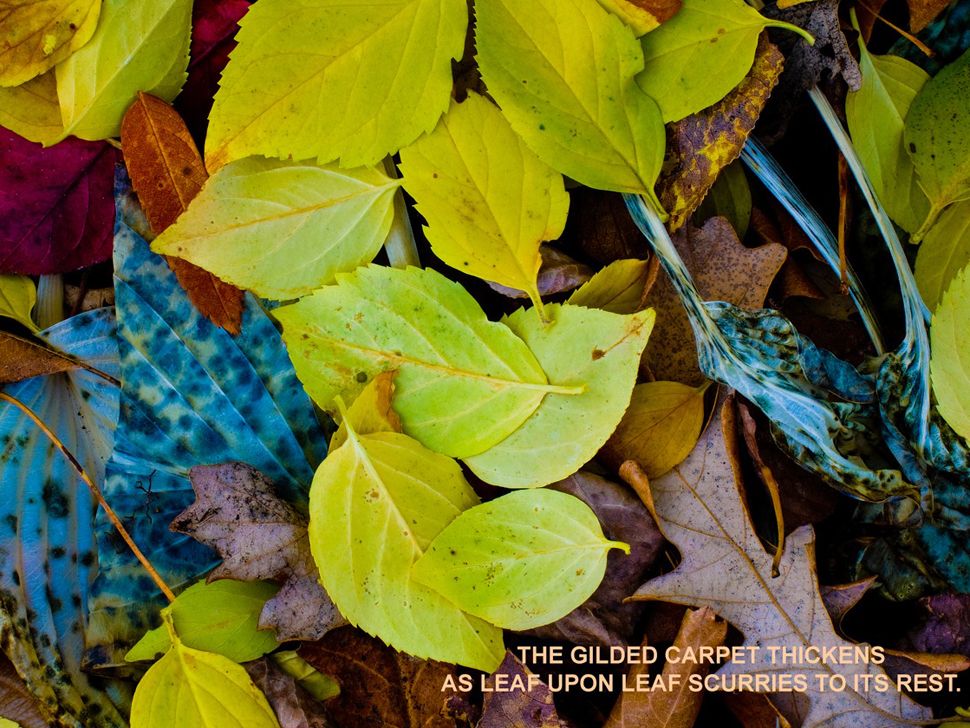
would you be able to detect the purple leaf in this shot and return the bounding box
[907,594,970,656]
[0,128,116,274]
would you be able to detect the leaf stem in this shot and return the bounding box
[0,391,176,603]
[765,19,816,46]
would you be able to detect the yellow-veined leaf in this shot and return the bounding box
[55,0,193,141]
[0,72,63,146]
[276,266,579,459]
[847,35,930,234]
[464,303,654,487]
[151,157,400,300]
[412,489,628,630]
[331,371,402,450]
[205,0,468,170]
[130,638,280,728]
[476,0,666,210]
[0,0,100,87]
[931,264,970,439]
[636,0,809,123]
[400,92,569,312]
[916,201,970,311]
[0,275,39,332]
[308,420,504,671]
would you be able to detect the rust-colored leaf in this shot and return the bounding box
[300,627,457,728]
[0,654,48,728]
[121,92,244,334]
[641,217,787,385]
[604,608,727,728]
[657,37,785,231]
[908,0,952,31]
[0,331,79,384]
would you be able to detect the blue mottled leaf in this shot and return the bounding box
[85,173,326,669]
[0,308,129,727]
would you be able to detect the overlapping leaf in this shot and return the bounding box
[55,0,193,141]
[931,264,970,439]
[464,303,654,487]
[152,157,400,300]
[476,0,666,208]
[205,0,468,169]
[0,129,116,275]
[277,265,565,459]
[916,201,970,310]
[308,392,503,670]
[412,489,628,630]
[0,308,126,727]
[0,0,100,87]
[400,92,569,311]
[567,259,653,314]
[85,176,326,670]
[0,72,62,146]
[0,276,38,331]
[596,0,682,35]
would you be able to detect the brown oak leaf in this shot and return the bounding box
[121,92,244,334]
[170,462,345,642]
[479,652,571,728]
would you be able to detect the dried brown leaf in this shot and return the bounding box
[641,217,786,385]
[0,655,48,728]
[479,652,569,728]
[574,189,650,265]
[908,0,952,31]
[170,462,345,642]
[632,395,931,727]
[121,92,243,334]
[0,331,80,384]
[301,627,457,728]
[604,607,727,728]
[820,578,877,626]
[657,37,785,231]
[246,657,333,728]
[488,246,593,300]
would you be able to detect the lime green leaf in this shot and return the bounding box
[205,0,467,170]
[400,92,569,313]
[916,201,970,311]
[475,0,666,208]
[0,71,64,146]
[412,489,628,630]
[905,49,970,238]
[0,0,100,87]
[126,580,280,664]
[130,639,280,728]
[151,157,399,300]
[331,371,402,450]
[54,0,192,141]
[276,266,578,459]
[308,423,504,671]
[600,380,707,477]
[0,275,39,332]
[637,0,810,123]
[0,719,20,728]
[567,259,652,314]
[931,264,970,439]
[464,303,654,488]
[846,38,930,234]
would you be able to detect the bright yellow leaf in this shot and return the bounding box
[0,71,64,146]
[400,92,569,313]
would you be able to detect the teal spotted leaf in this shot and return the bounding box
[84,172,327,670]
[0,308,128,727]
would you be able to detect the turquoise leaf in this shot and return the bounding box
[84,174,326,670]
[0,308,128,727]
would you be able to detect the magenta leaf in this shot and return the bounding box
[175,0,252,144]
[0,128,117,275]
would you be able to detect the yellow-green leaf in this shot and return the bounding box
[0,719,20,728]
[931,264,970,439]
[464,303,654,488]
[130,639,280,728]
[637,0,808,123]
[0,71,63,146]
[412,489,628,630]
[475,0,666,209]
[600,381,706,477]
[55,0,192,141]
[567,259,652,314]
[125,580,280,664]
[331,371,402,450]
[276,266,576,459]
[0,0,101,87]
[400,92,569,312]
[308,424,504,671]
[916,201,970,311]
[0,275,39,332]
[151,157,399,300]
[595,0,682,35]
[905,49,970,238]
[847,36,930,234]
[205,0,467,170]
